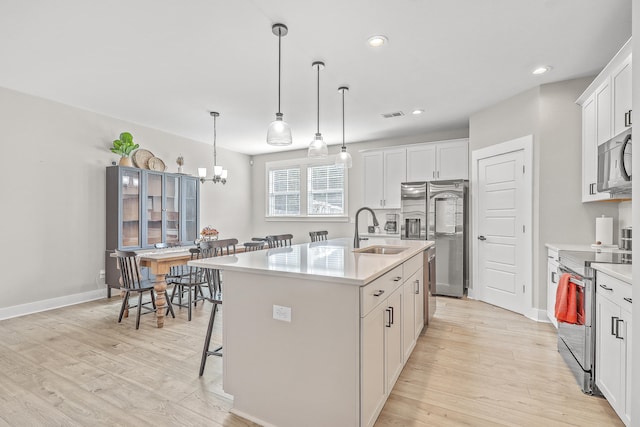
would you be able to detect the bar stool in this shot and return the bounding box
[243,241,265,252]
[309,231,328,242]
[199,238,238,376]
[265,234,293,248]
[170,242,214,321]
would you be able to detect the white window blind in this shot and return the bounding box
[268,167,300,216]
[307,164,345,215]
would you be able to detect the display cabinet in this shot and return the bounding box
[105,166,200,295]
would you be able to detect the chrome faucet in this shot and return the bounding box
[354,207,379,248]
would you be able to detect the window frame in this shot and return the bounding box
[265,157,349,222]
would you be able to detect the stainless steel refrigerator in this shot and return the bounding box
[400,180,468,297]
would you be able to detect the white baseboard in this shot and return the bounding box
[526,308,550,323]
[0,289,106,321]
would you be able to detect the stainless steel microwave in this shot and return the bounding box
[597,128,632,194]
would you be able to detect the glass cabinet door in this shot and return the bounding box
[183,177,198,242]
[165,175,180,245]
[120,169,141,248]
[145,172,164,247]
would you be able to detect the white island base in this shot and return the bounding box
[190,238,433,427]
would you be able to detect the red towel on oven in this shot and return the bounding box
[555,273,584,325]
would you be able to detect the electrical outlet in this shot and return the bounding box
[272,305,292,322]
[99,269,105,279]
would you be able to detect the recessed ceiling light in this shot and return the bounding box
[532,66,551,75]
[367,35,388,47]
[412,109,424,115]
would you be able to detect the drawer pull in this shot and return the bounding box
[599,284,613,291]
[624,297,632,304]
[393,276,402,282]
[373,290,385,297]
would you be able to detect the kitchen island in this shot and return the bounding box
[189,237,433,427]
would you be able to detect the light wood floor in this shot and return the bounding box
[0,295,622,426]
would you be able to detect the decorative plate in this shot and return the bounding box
[132,149,154,169]
[148,157,166,172]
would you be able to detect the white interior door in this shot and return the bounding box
[473,138,531,315]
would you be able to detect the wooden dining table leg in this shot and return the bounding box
[154,274,167,328]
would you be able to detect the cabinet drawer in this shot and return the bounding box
[361,265,403,317]
[403,252,423,277]
[596,272,632,306]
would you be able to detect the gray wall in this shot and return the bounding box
[0,86,251,311]
[469,77,620,312]
[249,129,469,244]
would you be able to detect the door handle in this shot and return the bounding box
[415,279,420,294]
[551,271,557,283]
[477,235,486,241]
[389,306,394,325]
[611,316,619,336]
[385,308,392,327]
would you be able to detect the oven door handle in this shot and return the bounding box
[557,265,586,287]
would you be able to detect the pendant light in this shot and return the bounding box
[335,86,353,168]
[267,23,292,146]
[308,61,328,158]
[198,112,227,184]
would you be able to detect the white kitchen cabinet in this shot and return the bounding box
[385,287,403,391]
[362,148,406,209]
[406,139,468,182]
[612,54,632,137]
[576,39,630,203]
[595,271,632,426]
[546,249,559,328]
[402,266,425,362]
[360,301,386,427]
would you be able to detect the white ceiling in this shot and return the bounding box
[0,0,632,155]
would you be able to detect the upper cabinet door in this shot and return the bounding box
[406,145,436,182]
[582,96,610,202]
[437,140,469,180]
[612,54,632,137]
[383,149,407,209]
[363,152,384,208]
[595,79,612,145]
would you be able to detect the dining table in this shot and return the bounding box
[130,242,260,328]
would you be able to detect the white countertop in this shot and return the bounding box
[188,237,433,286]
[546,242,630,253]
[591,263,633,284]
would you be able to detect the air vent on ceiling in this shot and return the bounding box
[381,111,404,119]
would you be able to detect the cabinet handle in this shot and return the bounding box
[551,272,557,283]
[629,109,632,126]
[611,316,619,336]
[624,111,629,127]
[386,308,392,327]
[389,306,394,325]
[599,284,613,291]
[393,276,403,282]
[432,171,435,178]
[589,183,596,195]
[615,319,624,340]
[624,297,632,304]
[415,279,420,294]
[373,290,385,297]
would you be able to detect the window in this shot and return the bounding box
[266,159,348,220]
[268,167,300,216]
[307,164,345,215]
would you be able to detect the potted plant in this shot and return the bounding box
[111,132,139,166]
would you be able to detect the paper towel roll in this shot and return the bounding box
[595,216,613,245]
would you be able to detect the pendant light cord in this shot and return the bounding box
[213,114,217,166]
[316,64,320,134]
[277,28,282,114]
[342,89,345,149]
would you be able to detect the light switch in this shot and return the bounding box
[273,304,292,322]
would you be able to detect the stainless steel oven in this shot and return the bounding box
[556,250,632,395]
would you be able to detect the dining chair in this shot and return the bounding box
[265,234,293,248]
[170,242,214,321]
[309,231,328,242]
[199,238,238,376]
[115,250,175,329]
[243,241,265,252]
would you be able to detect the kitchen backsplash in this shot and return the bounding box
[618,201,632,230]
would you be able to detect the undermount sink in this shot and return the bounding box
[353,245,409,255]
